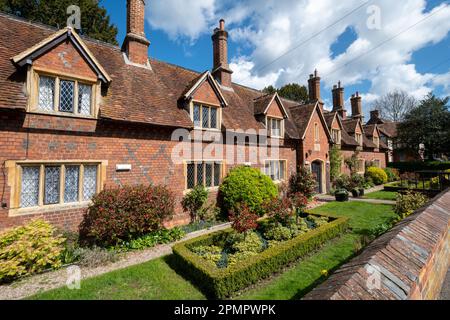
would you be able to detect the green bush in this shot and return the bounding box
[264,224,293,241]
[0,220,65,283]
[172,215,349,299]
[384,167,400,182]
[113,228,185,251]
[231,232,263,254]
[394,191,429,219]
[219,166,277,216]
[79,185,175,247]
[333,174,351,191]
[365,167,388,185]
[181,185,209,222]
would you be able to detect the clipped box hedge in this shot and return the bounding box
[172,214,349,299]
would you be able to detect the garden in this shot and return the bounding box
[0,164,432,300]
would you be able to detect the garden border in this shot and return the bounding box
[172,214,349,299]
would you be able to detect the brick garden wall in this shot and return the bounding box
[0,109,297,232]
[304,188,450,300]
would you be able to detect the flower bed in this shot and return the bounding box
[172,213,349,299]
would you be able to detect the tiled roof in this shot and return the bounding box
[288,103,317,139]
[253,93,275,115]
[363,124,377,137]
[0,13,303,139]
[378,122,398,138]
[363,135,377,149]
[324,112,359,147]
[341,119,359,134]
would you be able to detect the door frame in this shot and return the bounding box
[310,159,325,194]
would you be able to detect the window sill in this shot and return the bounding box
[183,186,219,195]
[8,201,91,217]
[28,110,97,120]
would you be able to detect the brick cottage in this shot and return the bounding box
[0,0,390,231]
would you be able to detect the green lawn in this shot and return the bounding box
[364,190,398,201]
[31,202,396,301]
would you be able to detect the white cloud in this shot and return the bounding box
[146,0,216,41]
[147,0,450,100]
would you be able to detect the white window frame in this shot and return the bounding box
[332,129,341,145]
[373,136,380,149]
[355,133,363,146]
[264,160,287,182]
[266,117,284,138]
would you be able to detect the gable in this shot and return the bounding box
[266,98,284,118]
[331,117,340,130]
[33,41,97,81]
[354,122,362,134]
[192,79,222,106]
[304,107,329,143]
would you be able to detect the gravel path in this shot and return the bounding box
[0,222,231,300]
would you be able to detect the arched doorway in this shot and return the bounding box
[311,160,323,194]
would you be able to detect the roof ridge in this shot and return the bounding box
[0,11,121,51]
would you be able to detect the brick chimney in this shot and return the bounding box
[308,69,321,102]
[351,92,363,120]
[212,19,233,88]
[370,110,380,121]
[123,0,150,66]
[332,81,347,120]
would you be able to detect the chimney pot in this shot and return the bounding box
[219,19,225,30]
[308,70,321,103]
[351,92,363,120]
[332,81,345,113]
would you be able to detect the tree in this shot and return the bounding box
[329,145,343,182]
[263,83,308,103]
[397,93,450,160]
[0,0,118,45]
[370,90,417,122]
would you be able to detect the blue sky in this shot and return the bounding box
[100,0,450,116]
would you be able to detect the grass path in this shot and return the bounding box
[31,202,396,300]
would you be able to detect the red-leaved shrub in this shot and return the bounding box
[263,197,293,225]
[79,185,175,246]
[228,203,259,234]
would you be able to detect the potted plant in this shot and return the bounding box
[351,188,359,198]
[359,188,365,197]
[335,189,349,202]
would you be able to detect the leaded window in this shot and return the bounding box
[186,161,222,189]
[59,80,75,113]
[35,74,94,116]
[83,165,98,201]
[64,166,80,203]
[18,163,100,209]
[38,76,55,111]
[192,104,219,129]
[44,166,60,205]
[20,167,40,208]
[78,84,92,115]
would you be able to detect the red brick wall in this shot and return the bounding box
[193,80,221,106]
[0,109,297,232]
[341,149,387,176]
[34,41,97,80]
[266,99,284,118]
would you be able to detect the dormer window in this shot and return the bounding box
[373,136,380,148]
[192,103,220,130]
[332,129,341,145]
[36,74,94,117]
[355,133,363,146]
[267,117,284,138]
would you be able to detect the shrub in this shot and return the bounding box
[231,232,263,254]
[219,166,277,216]
[228,203,259,234]
[0,220,65,283]
[333,174,351,191]
[288,167,317,199]
[172,215,349,298]
[365,167,388,185]
[290,192,309,220]
[181,185,209,223]
[113,228,185,251]
[264,224,293,241]
[384,167,400,182]
[79,185,175,247]
[263,197,293,226]
[329,145,343,182]
[350,174,365,189]
[394,191,429,219]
